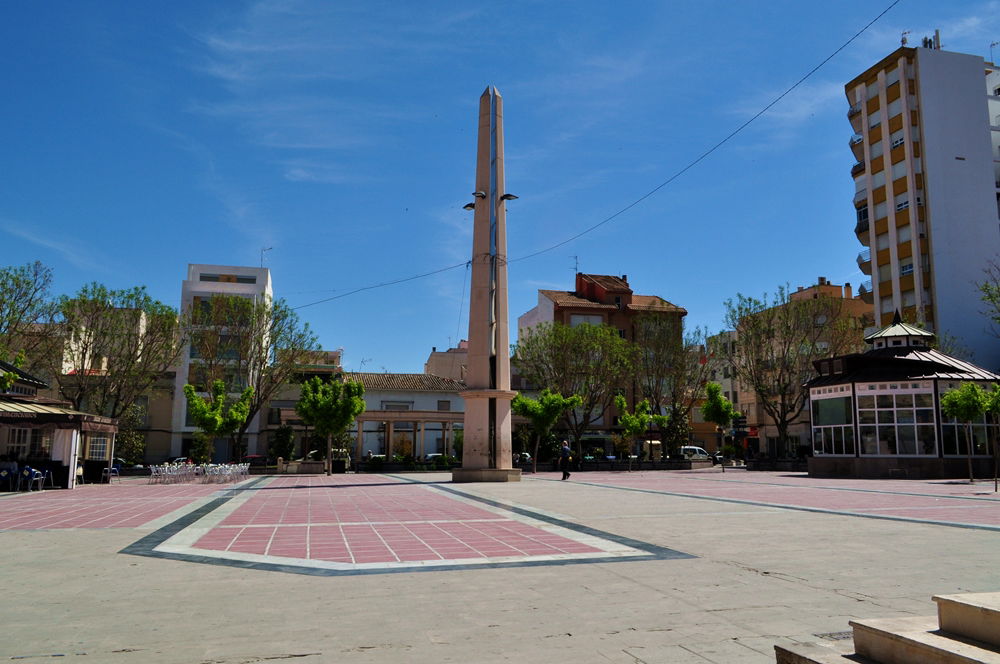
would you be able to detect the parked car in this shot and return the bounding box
[680,446,711,461]
[710,451,724,465]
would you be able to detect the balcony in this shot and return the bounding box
[857,248,871,274]
[858,280,874,304]
[854,218,870,236]
[848,104,862,119]
[851,161,866,176]
[849,133,863,146]
[849,133,865,160]
[853,188,868,205]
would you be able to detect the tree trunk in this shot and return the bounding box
[326,433,332,476]
[532,433,540,474]
[966,422,974,484]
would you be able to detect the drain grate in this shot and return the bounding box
[815,631,853,641]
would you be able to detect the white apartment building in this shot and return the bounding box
[847,32,1000,369]
[169,264,272,461]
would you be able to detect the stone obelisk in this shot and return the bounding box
[453,87,521,483]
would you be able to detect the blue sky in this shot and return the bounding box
[3,1,998,372]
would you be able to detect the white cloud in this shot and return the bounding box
[0,223,107,273]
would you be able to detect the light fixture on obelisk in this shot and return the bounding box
[452,87,521,483]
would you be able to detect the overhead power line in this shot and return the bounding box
[293,0,900,311]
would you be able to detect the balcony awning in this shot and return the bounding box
[0,398,118,433]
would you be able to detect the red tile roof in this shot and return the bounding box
[538,290,617,310]
[629,295,686,314]
[344,372,466,392]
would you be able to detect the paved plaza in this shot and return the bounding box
[3,468,999,663]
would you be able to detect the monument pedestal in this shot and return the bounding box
[453,389,520,483]
[452,468,521,483]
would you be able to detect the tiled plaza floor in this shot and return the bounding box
[190,475,605,565]
[0,481,220,530]
[569,469,1000,528]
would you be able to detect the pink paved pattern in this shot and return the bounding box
[193,475,601,563]
[0,483,220,530]
[575,470,1000,527]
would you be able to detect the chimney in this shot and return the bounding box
[432,346,437,353]
[844,283,852,299]
[818,276,827,286]
[797,286,804,292]
[621,274,628,283]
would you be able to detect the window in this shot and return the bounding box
[887,98,902,118]
[878,263,892,281]
[895,194,909,212]
[381,401,412,411]
[199,274,220,282]
[876,232,890,250]
[29,429,51,457]
[865,81,878,100]
[618,329,626,339]
[902,290,916,307]
[868,112,881,129]
[88,435,109,460]
[857,206,869,223]
[890,129,904,149]
[891,160,907,180]
[874,201,887,219]
[900,262,914,277]
[872,170,886,188]
[236,276,257,284]
[6,428,29,459]
[437,400,451,411]
[870,140,883,159]
[880,297,895,314]
[897,224,911,243]
[886,67,900,86]
[569,314,602,327]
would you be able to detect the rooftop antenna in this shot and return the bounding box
[900,30,910,46]
[991,41,999,63]
[260,246,272,267]
[571,255,579,275]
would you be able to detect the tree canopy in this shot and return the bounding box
[0,261,57,389]
[722,286,863,454]
[294,376,366,474]
[512,389,582,472]
[48,283,183,418]
[513,321,638,453]
[183,380,254,463]
[183,293,319,455]
[941,382,988,484]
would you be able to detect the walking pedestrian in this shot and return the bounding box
[559,440,572,480]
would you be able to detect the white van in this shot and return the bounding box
[680,446,710,460]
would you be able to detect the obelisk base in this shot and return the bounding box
[453,390,521,483]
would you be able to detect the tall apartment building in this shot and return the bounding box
[169,264,272,461]
[847,33,1000,369]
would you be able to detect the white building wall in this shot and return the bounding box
[169,264,272,459]
[916,49,1000,369]
[516,292,554,337]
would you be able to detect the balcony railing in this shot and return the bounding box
[851,161,866,176]
[848,104,862,118]
[857,248,871,265]
[849,133,864,146]
[854,188,868,204]
[858,280,873,294]
[855,219,870,235]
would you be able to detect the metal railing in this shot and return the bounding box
[857,248,871,265]
[849,133,864,146]
[855,219,870,235]
[858,280,873,294]
[851,161,865,176]
[848,104,862,118]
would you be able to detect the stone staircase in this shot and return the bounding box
[775,592,1000,663]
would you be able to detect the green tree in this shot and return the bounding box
[48,283,183,418]
[940,382,988,484]
[115,402,148,464]
[183,293,319,458]
[701,382,738,458]
[512,389,582,473]
[722,286,863,456]
[0,261,57,389]
[269,424,296,463]
[183,380,254,463]
[634,314,714,457]
[985,386,1000,493]
[294,376,365,475]
[513,322,639,457]
[614,394,667,468]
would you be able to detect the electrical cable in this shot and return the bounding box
[292,0,900,311]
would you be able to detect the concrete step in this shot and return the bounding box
[774,642,875,663]
[935,593,1000,649]
[851,615,1000,664]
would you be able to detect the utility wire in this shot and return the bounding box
[293,0,900,311]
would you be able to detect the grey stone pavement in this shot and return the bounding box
[3,468,999,663]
